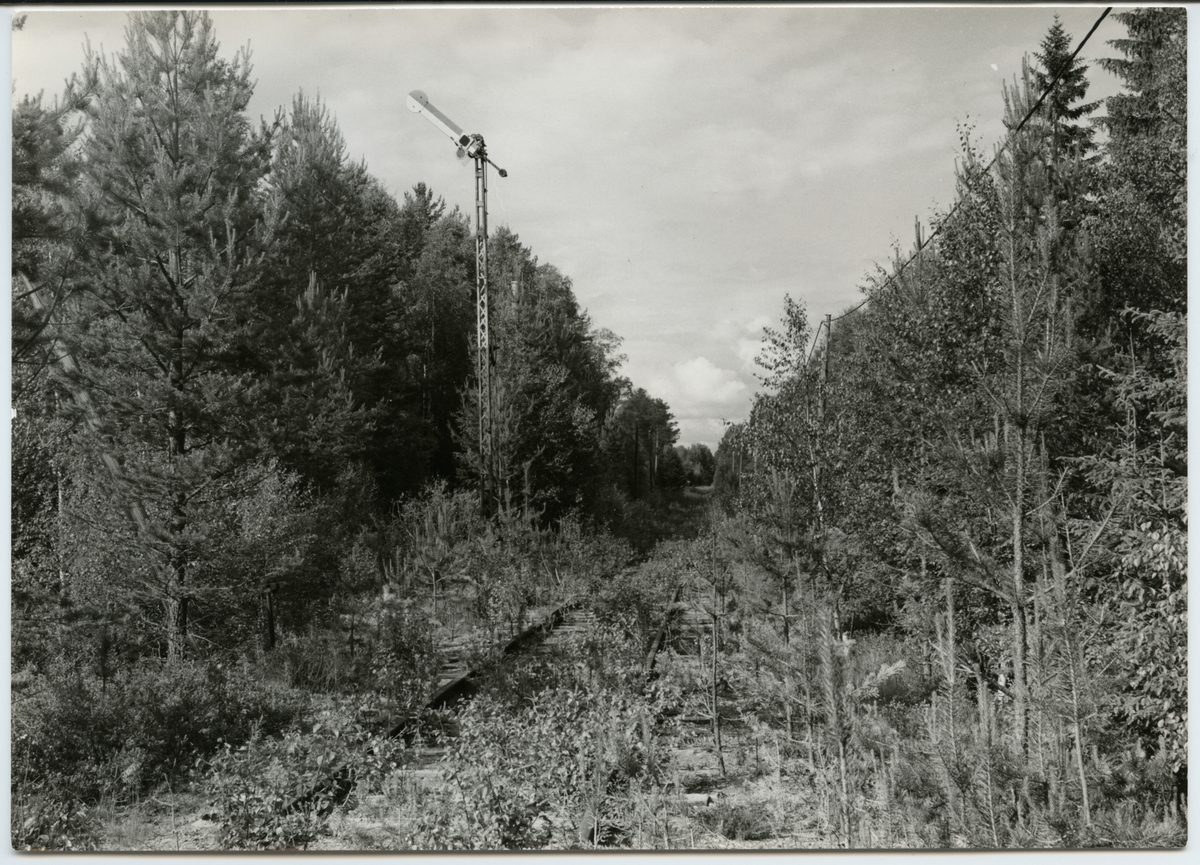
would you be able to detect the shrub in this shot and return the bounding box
[11,657,306,807]
[591,560,674,653]
[268,628,374,694]
[1090,801,1187,848]
[206,713,404,850]
[11,791,100,851]
[372,596,441,715]
[11,664,127,804]
[698,800,776,841]
[404,690,581,849]
[119,658,306,788]
[405,665,663,850]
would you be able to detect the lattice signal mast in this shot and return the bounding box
[406,90,507,515]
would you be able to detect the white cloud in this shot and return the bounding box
[673,416,735,452]
[727,315,774,373]
[642,355,752,447]
[674,356,747,406]
[735,338,764,374]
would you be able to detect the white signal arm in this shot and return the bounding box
[406,89,507,176]
[406,90,471,148]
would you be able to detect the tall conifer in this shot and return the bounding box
[1031,16,1100,159]
[68,11,270,659]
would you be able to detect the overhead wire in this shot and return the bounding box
[825,6,1113,326]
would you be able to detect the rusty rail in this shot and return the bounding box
[290,598,583,815]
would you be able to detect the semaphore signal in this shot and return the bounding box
[407,90,508,516]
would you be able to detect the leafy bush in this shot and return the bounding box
[11,666,121,850]
[206,713,404,850]
[405,646,663,851]
[12,658,306,805]
[404,690,584,850]
[11,665,127,803]
[591,557,676,653]
[372,596,441,715]
[11,791,100,851]
[268,628,375,693]
[121,658,306,787]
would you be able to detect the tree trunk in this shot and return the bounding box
[56,461,67,595]
[165,589,188,662]
[782,576,793,741]
[943,578,959,761]
[838,738,851,844]
[781,576,790,647]
[1010,598,1029,756]
[632,420,639,500]
[712,532,725,776]
[712,615,725,776]
[167,315,190,663]
[1010,420,1029,756]
[265,586,276,651]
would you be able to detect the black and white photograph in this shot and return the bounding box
[8,4,1187,852]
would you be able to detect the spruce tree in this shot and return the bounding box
[1089,6,1187,794]
[1031,15,1101,160]
[1098,7,1186,259]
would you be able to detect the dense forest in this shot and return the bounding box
[10,9,1185,851]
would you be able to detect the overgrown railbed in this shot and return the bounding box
[14,485,1186,850]
[11,476,659,850]
[13,6,1187,852]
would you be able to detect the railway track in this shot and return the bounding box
[289,598,607,813]
[287,584,718,820]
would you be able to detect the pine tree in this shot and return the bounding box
[991,65,1085,758]
[395,182,447,285]
[247,91,400,491]
[11,56,99,397]
[455,235,626,522]
[391,198,475,488]
[11,33,102,611]
[64,11,271,660]
[903,63,1085,759]
[602,387,678,505]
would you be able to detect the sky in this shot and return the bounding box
[8,5,1132,449]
